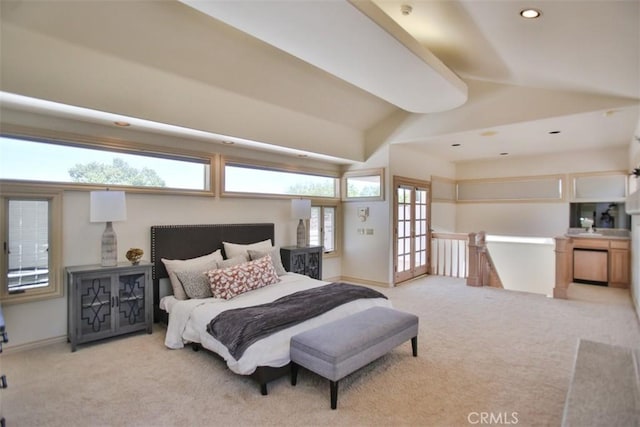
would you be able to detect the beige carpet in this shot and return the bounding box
[3,277,639,426]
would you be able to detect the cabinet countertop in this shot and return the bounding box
[565,234,630,241]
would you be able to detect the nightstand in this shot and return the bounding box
[280,246,323,280]
[66,262,152,351]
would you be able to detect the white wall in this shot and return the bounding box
[341,145,391,285]
[486,239,555,297]
[456,148,629,237]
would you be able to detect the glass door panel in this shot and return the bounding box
[118,273,146,329]
[394,178,431,284]
[79,276,112,336]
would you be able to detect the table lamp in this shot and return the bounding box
[90,190,127,267]
[291,198,311,247]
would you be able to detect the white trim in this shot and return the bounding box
[3,335,67,354]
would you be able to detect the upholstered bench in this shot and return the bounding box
[290,306,419,409]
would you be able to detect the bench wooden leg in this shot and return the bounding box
[291,362,298,386]
[330,380,339,410]
[411,336,418,357]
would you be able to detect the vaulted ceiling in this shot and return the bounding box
[1,0,638,164]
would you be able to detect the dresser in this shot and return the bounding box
[280,246,323,280]
[67,262,152,351]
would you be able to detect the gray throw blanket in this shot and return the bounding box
[206,282,387,360]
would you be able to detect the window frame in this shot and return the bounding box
[0,183,63,304]
[221,156,340,199]
[309,201,341,257]
[342,168,385,201]
[1,126,216,196]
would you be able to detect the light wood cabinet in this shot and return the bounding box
[609,248,630,288]
[571,238,630,288]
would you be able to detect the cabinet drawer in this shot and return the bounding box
[572,239,609,250]
[610,240,630,250]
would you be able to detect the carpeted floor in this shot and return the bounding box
[3,277,639,426]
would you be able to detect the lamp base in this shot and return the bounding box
[101,221,118,267]
[296,219,306,248]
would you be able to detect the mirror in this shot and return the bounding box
[569,202,630,230]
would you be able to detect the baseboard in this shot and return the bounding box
[337,275,390,288]
[3,335,67,354]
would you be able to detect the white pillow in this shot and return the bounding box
[217,256,248,269]
[248,247,287,276]
[223,239,272,260]
[161,250,223,300]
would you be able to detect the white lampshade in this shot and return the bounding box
[90,191,127,222]
[291,198,311,219]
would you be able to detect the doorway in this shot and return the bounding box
[393,176,431,284]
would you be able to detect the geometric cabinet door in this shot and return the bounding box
[67,262,152,352]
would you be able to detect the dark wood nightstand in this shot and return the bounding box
[280,246,323,280]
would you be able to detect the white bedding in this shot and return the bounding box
[161,273,392,375]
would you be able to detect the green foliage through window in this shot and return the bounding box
[69,158,166,187]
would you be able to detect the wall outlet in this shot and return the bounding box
[366,228,374,235]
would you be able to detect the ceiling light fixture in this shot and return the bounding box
[520,8,541,19]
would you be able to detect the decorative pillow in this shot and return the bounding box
[248,247,287,276]
[175,260,218,299]
[161,250,223,300]
[223,239,272,260]
[217,256,248,269]
[207,254,279,300]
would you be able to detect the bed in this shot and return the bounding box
[151,223,391,395]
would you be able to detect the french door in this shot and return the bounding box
[394,176,431,284]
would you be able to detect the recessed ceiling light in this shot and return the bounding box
[500,152,509,156]
[113,121,130,127]
[520,8,541,19]
[480,130,498,137]
[451,143,461,147]
[548,130,561,134]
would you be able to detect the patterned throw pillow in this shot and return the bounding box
[175,263,216,299]
[207,254,280,300]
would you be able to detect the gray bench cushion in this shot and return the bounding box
[290,306,418,382]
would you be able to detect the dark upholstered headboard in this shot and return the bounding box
[150,223,275,322]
